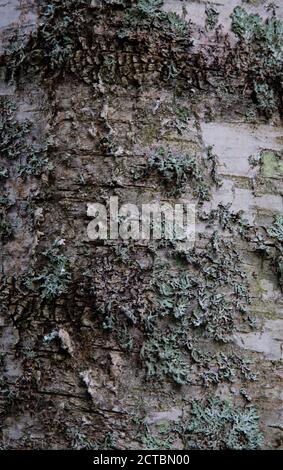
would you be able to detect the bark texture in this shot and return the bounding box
[0,0,282,450]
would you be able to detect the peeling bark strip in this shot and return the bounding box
[0,0,282,450]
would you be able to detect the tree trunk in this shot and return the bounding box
[0,0,282,450]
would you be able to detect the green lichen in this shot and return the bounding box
[141,430,173,450]
[153,234,251,342]
[26,240,71,301]
[141,330,190,385]
[231,6,283,117]
[118,0,189,40]
[0,97,30,160]
[254,82,276,116]
[5,0,90,80]
[146,146,210,200]
[205,5,219,31]
[198,203,249,236]
[0,196,13,244]
[253,214,283,289]
[0,96,51,177]
[68,428,116,450]
[181,398,264,450]
[261,151,283,178]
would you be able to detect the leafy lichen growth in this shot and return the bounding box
[141,330,190,385]
[117,0,189,40]
[198,203,250,236]
[205,5,219,31]
[26,240,71,301]
[146,146,210,200]
[141,429,174,450]
[0,97,31,160]
[261,150,283,178]
[152,233,251,342]
[0,196,13,244]
[266,215,283,287]
[181,398,264,450]
[231,6,283,117]
[0,96,51,177]
[253,215,283,290]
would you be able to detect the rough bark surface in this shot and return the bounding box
[0,0,282,450]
